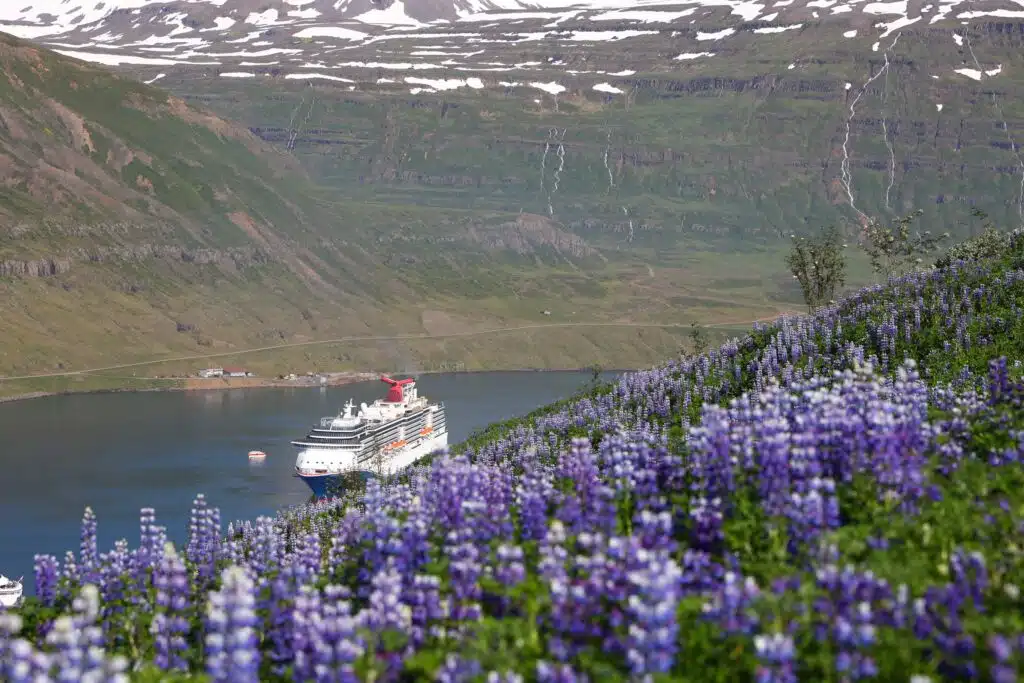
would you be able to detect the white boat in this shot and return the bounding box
[292,375,448,497]
[248,450,267,461]
[0,575,23,608]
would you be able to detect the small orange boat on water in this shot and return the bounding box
[248,450,267,461]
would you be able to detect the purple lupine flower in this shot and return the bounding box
[33,554,59,608]
[0,613,26,680]
[44,584,129,682]
[327,509,362,571]
[401,506,432,577]
[633,508,675,553]
[79,507,98,584]
[536,660,589,683]
[689,497,724,552]
[833,601,879,680]
[753,409,792,518]
[988,634,1015,683]
[949,549,988,612]
[754,632,797,683]
[495,544,526,588]
[1,637,43,682]
[265,563,305,673]
[290,584,320,680]
[364,561,412,643]
[247,516,282,577]
[151,543,190,672]
[311,585,365,682]
[187,494,221,584]
[222,528,246,567]
[136,507,164,574]
[687,405,735,501]
[786,477,839,556]
[405,574,448,648]
[293,531,322,578]
[205,566,260,683]
[537,521,574,661]
[703,571,761,636]
[516,463,554,542]
[436,654,482,682]
[445,529,483,625]
[97,539,132,632]
[625,549,683,675]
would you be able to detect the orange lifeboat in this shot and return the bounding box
[420,427,433,435]
[248,450,267,461]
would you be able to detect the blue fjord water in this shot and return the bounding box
[0,371,617,590]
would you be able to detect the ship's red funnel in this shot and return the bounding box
[380,375,415,402]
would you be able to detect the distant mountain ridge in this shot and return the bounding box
[4,0,1023,245]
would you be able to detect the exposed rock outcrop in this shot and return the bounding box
[468,213,597,259]
[0,244,272,278]
[0,258,72,277]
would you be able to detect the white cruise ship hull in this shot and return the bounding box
[295,430,448,498]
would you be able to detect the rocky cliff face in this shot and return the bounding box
[0,258,72,277]
[0,244,273,279]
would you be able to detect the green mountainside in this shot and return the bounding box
[0,31,390,384]
[157,20,1024,250]
[10,13,1019,393]
[0,31,808,395]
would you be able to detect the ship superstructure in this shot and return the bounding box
[292,376,448,497]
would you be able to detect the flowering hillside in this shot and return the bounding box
[4,233,1024,682]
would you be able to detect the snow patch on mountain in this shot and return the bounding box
[697,28,736,40]
[293,26,368,40]
[955,64,1003,80]
[753,23,802,33]
[354,1,425,26]
[1,0,1019,93]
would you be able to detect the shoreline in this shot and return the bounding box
[0,367,631,405]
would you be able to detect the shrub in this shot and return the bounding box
[785,225,847,312]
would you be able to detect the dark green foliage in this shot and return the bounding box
[863,210,949,281]
[785,225,847,312]
[935,210,1019,269]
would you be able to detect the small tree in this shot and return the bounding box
[862,209,949,281]
[785,225,847,313]
[689,322,710,356]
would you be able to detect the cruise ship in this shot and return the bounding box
[292,375,448,497]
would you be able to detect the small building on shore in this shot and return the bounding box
[222,366,254,378]
[198,367,223,378]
